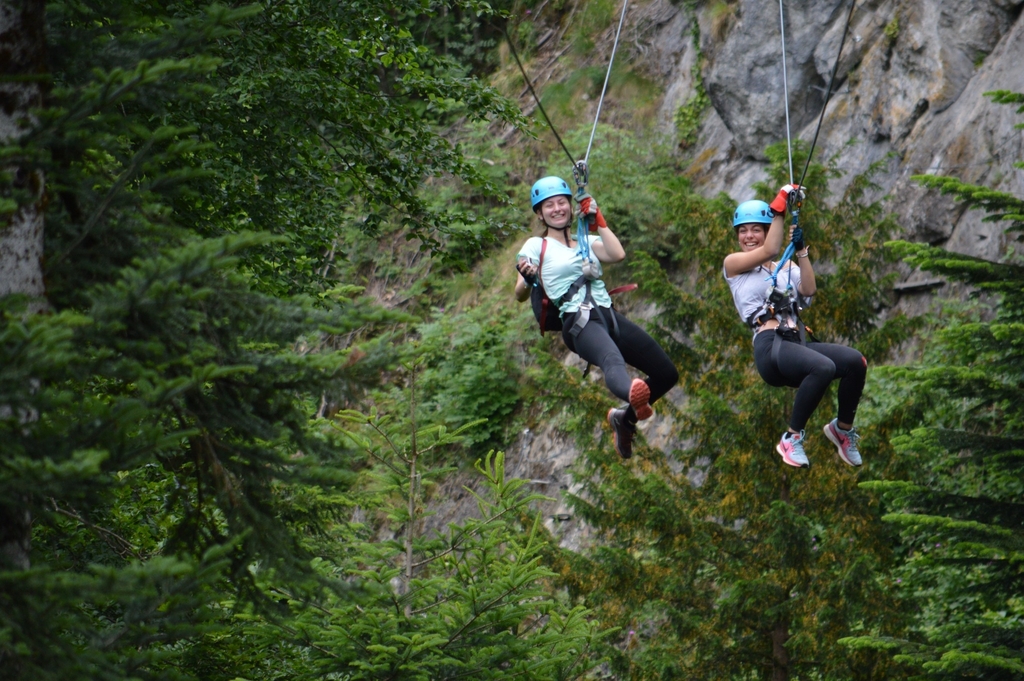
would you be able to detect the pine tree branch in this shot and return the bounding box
[50,499,143,560]
[365,420,412,466]
[276,622,341,659]
[46,136,157,272]
[439,583,528,650]
[412,504,520,569]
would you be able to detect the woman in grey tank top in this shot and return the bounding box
[723,186,867,470]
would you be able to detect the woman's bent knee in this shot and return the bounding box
[662,364,680,390]
[810,359,836,382]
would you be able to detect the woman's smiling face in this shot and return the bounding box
[538,195,572,228]
[736,223,767,251]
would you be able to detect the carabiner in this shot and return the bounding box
[572,160,589,189]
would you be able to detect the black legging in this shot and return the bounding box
[753,330,866,431]
[562,306,679,422]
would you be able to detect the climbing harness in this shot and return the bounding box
[762,260,811,369]
[527,235,636,380]
[529,237,637,337]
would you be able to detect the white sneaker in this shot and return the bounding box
[824,419,862,466]
[776,430,809,468]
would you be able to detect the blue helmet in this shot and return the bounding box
[733,200,773,228]
[530,176,572,211]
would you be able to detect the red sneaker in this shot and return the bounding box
[629,378,653,421]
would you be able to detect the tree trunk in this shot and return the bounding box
[1,0,46,302]
[0,170,45,301]
[771,619,790,681]
[773,474,791,680]
[0,0,47,571]
[404,368,418,619]
[0,508,31,569]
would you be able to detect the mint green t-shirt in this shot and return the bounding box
[517,236,612,317]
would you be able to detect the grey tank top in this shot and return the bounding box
[723,262,812,335]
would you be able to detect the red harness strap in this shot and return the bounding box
[538,238,552,335]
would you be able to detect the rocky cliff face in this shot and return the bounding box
[431,0,1024,549]
[650,0,1024,265]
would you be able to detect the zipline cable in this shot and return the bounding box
[584,0,630,166]
[503,25,590,260]
[778,0,794,185]
[502,24,578,170]
[796,0,857,188]
[504,0,631,178]
[504,9,631,263]
[575,0,632,264]
[769,0,857,289]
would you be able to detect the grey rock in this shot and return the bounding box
[419,419,598,553]
[653,0,1024,263]
[893,8,1024,260]
[704,0,849,160]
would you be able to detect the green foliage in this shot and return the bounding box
[674,14,710,149]
[405,0,519,75]
[0,232,401,678]
[844,91,1024,680]
[543,66,609,116]
[884,16,900,43]
[554,124,678,254]
[310,408,604,680]
[38,1,251,308]
[160,0,523,295]
[911,98,1024,232]
[14,1,1024,679]
[416,306,528,452]
[673,87,710,150]
[987,89,1024,135]
[572,0,616,54]
[0,0,543,678]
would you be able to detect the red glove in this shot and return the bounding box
[578,197,607,232]
[769,184,805,214]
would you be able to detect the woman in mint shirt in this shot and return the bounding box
[514,176,678,459]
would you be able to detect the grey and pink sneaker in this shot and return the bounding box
[776,430,809,468]
[824,419,862,466]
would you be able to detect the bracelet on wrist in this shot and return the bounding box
[796,249,809,258]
